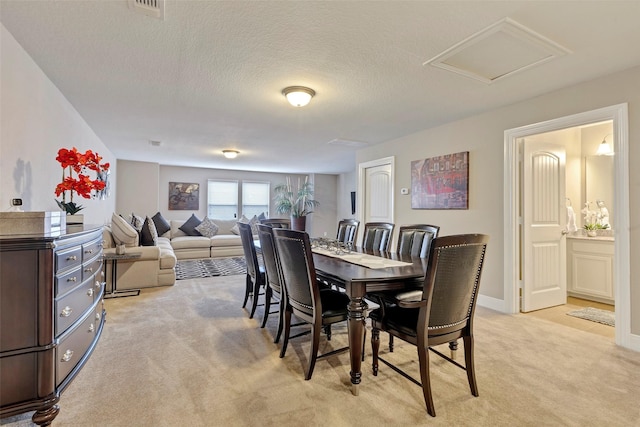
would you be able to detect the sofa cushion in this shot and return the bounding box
[195,216,219,237]
[171,235,211,250]
[179,214,203,236]
[211,234,241,247]
[111,213,139,247]
[152,211,171,236]
[140,216,158,246]
[230,214,253,235]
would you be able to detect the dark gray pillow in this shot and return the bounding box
[152,211,171,236]
[140,216,158,246]
[179,214,202,236]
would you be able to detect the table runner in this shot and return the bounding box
[312,247,413,269]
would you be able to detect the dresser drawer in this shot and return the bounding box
[56,265,83,297]
[55,245,82,273]
[82,256,103,282]
[56,309,97,386]
[82,237,103,261]
[55,277,96,336]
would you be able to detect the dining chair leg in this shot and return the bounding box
[371,328,380,376]
[463,335,479,396]
[305,325,321,380]
[418,344,436,417]
[242,274,251,309]
[280,309,292,358]
[274,299,285,344]
[323,325,332,341]
[261,286,273,328]
[389,334,394,352]
[249,280,261,319]
[449,340,458,360]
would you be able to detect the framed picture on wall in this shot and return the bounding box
[169,182,199,210]
[410,151,469,209]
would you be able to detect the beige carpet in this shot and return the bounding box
[3,275,640,427]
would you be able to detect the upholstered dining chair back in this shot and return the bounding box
[396,224,440,258]
[362,222,395,252]
[255,223,285,339]
[238,221,265,319]
[336,219,360,245]
[259,218,291,229]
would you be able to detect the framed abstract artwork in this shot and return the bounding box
[411,151,469,209]
[168,182,199,210]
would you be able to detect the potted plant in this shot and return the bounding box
[273,176,319,231]
[583,222,609,237]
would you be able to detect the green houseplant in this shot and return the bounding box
[273,176,319,231]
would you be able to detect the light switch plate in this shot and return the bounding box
[400,188,409,195]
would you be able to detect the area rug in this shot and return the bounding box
[175,257,246,280]
[566,307,615,327]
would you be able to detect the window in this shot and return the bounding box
[207,180,238,219]
[242,181,270,218]
[207,180,270,219]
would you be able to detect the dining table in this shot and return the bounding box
[311,245,429,395]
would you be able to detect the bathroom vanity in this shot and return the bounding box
[566,234,614,304]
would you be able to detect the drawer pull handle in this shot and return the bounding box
[60,306,73,317]
[94,280,101,289]
[87,288,94,297]
[95,312,101,321]
[61,349,74,362]
[86,249,93,254]
[85,267,93,273]
[67,255,77,261]
[67,276,77,282]
[88,324,95,333]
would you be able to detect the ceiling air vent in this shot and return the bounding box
[128,0,165,20]
[327,139,369,148]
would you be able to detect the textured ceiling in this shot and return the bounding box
[2,1,640,174]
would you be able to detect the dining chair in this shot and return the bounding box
[361,222,395,252]
[259,218,291,229]
[369,234,489,417]
[396,224,441,258]
[255,224,286,342]
[368,224,440,352]
[238,222,266,319]
[272,228,350,380]
[336,219,360,245]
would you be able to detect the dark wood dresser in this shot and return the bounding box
[0,225,106,426]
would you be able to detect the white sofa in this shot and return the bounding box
[103,227,177,290]
[165,219,244,260]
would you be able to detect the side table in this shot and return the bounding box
[102,252,142,298]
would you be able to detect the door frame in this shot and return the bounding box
[503,103,632,349]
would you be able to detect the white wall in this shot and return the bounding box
[355,65,640,335]
[0,24,116,225]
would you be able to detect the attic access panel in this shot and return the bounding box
[424,18,571,84]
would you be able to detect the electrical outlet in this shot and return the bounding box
[10,198,23,206]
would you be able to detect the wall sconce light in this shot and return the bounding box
[222,149,239,159]
[282,86,315,107]
[596,134,613,156]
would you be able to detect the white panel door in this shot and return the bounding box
[364,163,393,224]
[522,142,566,312]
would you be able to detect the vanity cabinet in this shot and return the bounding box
[0,225,106,426]
[566,236,614,304]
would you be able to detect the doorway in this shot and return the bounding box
[504,103,631,349]
[357,156,395,243]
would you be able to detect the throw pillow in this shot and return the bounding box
[151,211,171,236]
[140,216,158,246]
[258,212,266,221]
[179,213,203,236]
[111,213,139,247]
[195,217,219,238]
[249,214,259,235]
[230,214,251,236]
[130,213,144,232]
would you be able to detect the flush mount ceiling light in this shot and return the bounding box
[282,86,315,107]
[596,135,614,156]
[222,149,239,159]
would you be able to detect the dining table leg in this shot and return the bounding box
[346,286,368,396]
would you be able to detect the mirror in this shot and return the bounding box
[585,155,614,229]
